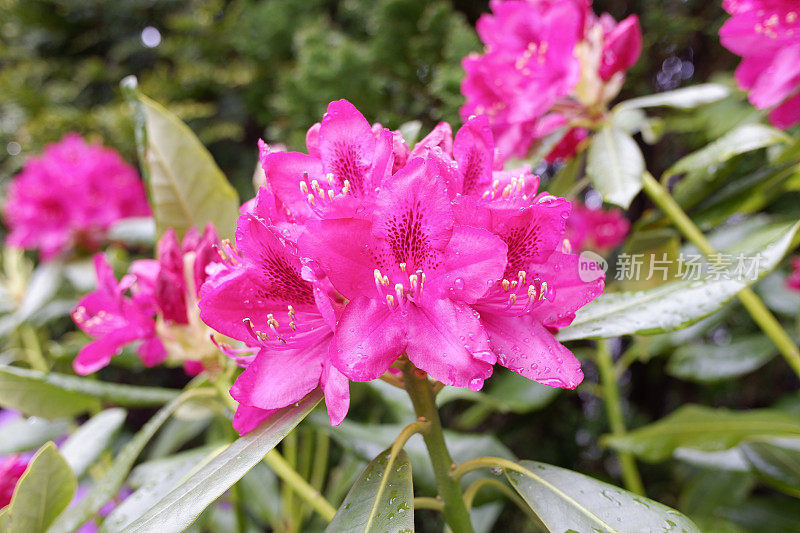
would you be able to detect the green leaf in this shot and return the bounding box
[663,124,789,182]
[615,84,730,111]
[603,405,800,462]
[557,221,799,341]
[46,390,207,533]
[121,76,239,240]
[0,366,180,409]
[0,416,71,455]
[118,390,321,533]
[740,438,800,497]
[718,495,800,531]
[326,448,413,533]
[107,217,156,247]
[586,126,644,208]
[666,335,776,383]
[7,442,76,533]
[60,408,127,478]
[100,446,222,532]
[505,460,699,533]
[0,366,100,418]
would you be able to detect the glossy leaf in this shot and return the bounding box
[740,438,800,497]
[558,221,799,341]
[505,460,699,532]
[7,442,76,533]
[666,335,775,383]
[603,405,800,462]
[119,390,321,533]
[586,125,644,208]
[615,84,730,111]
[662,124,789,182]
[121,76,239,240]
[0,416,71,454]
[0,366,100,418]
[0,366,179,408]
[46,390,206,533]
[326,448,413,533]
[60,408,127,478]
[101,446,222,532]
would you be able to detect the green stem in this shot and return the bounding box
[414,497,444,511]
[401,362,475,533]
[19,324,48,372]
[596,340,645,495]
[642,172,800,379]
[263,450,336,523]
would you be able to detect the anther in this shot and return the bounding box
[307,193,316,206]
[502,279,510,291]
[326,172,335,185]
[518,270,527,285]
[399,262,407,272]
[299,181,309,194]
[386,294,395,307]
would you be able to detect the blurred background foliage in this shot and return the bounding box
[6,1,800,531]
[0,0,737,199]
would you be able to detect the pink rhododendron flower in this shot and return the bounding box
[199,101,604,433]
[787,257,800,291]
[0,456,27,508]
[199,191,350,434]
[72,225,228,375]
[3,134,150,260]
[720,0,800,128]
[461,0,641,161]
[259,100,399,223]
[565,202,630,251]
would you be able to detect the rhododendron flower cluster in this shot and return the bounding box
[720,0,800,128]
[566,202,630,252]
[72,225,232,375]
[787,257,800,292]
[3,134,150,260]
[198,100,604,434]
[460,0,642,161]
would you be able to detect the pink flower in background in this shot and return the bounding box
[565,202,630,251]
[3,134,150,260]
[72,254,163,375]
[72,225,223,375]
[720,1,800,128]
[787,257,800,292]
[461,0,641,161]
[0,456,27,508]
[198,202,350,434]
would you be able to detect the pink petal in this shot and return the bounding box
[530,251,605,329]
[332,296,406,382]
[769,90,800,128]
[453,115,495,196]
[260,151,323,222]
[405,300,494,390]
[428,226,508,304]
[230,344,325,410]
[322,356,350,426]
[749,45,800,109]
[73,329,139,375]
[481,313,583,389]
[410,122,453,159]
[232,404,278,435]
[319,100,376,196]
[298,218,377,299]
